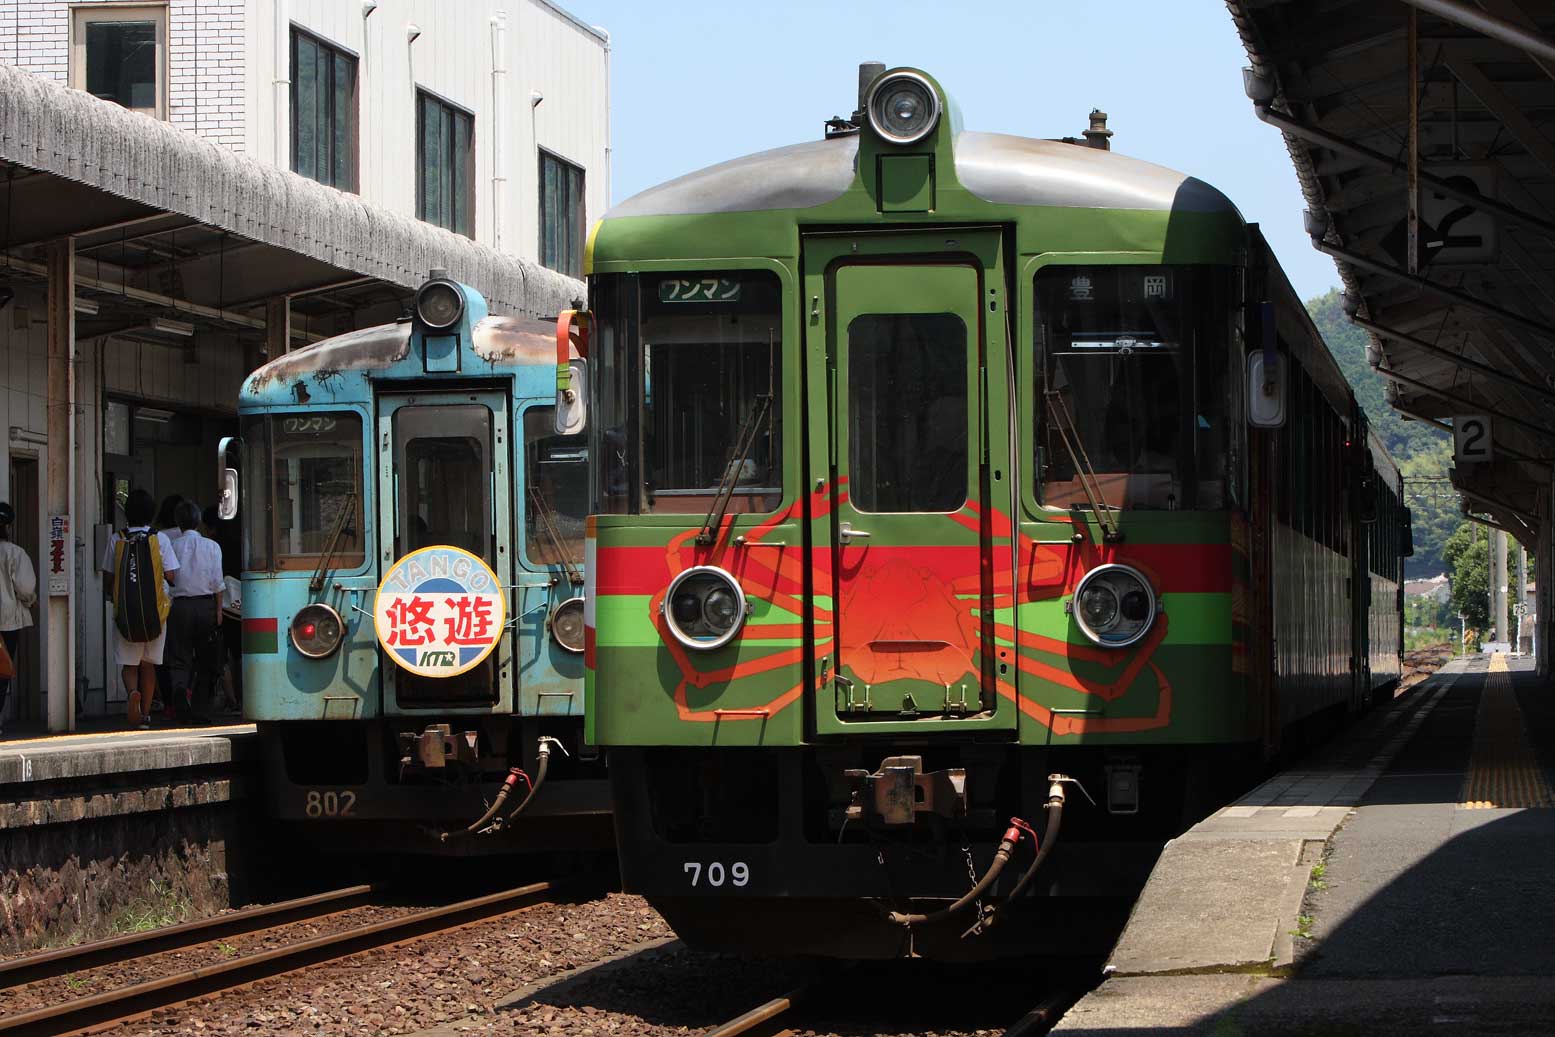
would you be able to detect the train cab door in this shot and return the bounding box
[375,390,515,714]
[803,230,1017,736]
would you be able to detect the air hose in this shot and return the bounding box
[972,775,1071,935]
[886,820,1027,928]
[436,736,565,842]
[885,773,1076,931]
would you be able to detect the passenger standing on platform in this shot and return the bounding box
[153,494,185,718]
[203,505,242,713]
[101,489,180,729]
[166,501,223,723]
[0,502,38,738]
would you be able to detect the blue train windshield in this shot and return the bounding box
[241,412,365,572]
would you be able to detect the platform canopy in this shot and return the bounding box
[1230,0,1555,545]
[0,62,579,347]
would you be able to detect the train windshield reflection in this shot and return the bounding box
[1037,265,1231,511]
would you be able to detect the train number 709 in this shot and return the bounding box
[683,861,749,888]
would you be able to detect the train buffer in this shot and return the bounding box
[1054,655,1555,1035]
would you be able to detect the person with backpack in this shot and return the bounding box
[0,502,38,738]
[100,489,180,729]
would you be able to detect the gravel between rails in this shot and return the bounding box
[0,902,428,1016]
[96,893,672,1037]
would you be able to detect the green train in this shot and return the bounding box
[567,65,1409,958]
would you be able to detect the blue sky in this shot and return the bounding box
[564,0,1341,304]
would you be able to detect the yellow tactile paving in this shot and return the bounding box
[1459,655,1554,809]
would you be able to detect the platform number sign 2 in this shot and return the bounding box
[1454,415,1493,464]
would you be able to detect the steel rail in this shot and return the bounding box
[0,880,560,1037]
[704,978,818,1037]
[0,884,376,989]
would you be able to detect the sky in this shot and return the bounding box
[561,0,1342,304]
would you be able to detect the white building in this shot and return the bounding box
[0,0,609,274]
[0,0,606,730]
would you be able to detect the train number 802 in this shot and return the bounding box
[303,790,358,818]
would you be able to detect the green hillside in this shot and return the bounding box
[1306,289,1455,577]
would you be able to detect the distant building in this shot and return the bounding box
[1404,574,1451,604]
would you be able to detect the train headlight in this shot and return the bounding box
[290,603,345,659]
[415,278,464,330]
[866,71,941,145]
[550,596,585,654]
[662,566,747,651]
[1072,565,1156,648]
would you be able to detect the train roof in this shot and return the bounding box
[604,131,1241,221]
[241,314,573,400]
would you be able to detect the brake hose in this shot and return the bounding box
[436,736,566,842]
[973,775,1071,935]
[886,820,1028,928]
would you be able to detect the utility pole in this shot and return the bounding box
[1517,545,1529,654]
[1492,527,1509,647]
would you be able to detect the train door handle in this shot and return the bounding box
[840,523,871,540]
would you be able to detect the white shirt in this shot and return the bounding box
[167,529,225,598]
[0,540,37,632]
[100,526,181,594]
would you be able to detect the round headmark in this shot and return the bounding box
[374,545,507,677]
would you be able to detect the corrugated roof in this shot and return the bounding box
[0,63,581,319]
[1229,0,1555,536]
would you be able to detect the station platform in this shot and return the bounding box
[0,722,255,827]
[1056,655,1555,1036]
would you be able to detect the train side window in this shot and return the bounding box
[847,312,968,513]
[523,405,587,567]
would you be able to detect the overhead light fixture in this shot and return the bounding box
[148,316,194,338]
[74,298,100,317]
[136,407,175,424]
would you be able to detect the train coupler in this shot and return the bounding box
[844,755,967,825]
[399,724,480,770]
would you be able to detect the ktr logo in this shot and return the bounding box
[419,650,457,666]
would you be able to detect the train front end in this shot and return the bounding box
[581,67,1406,958]
[236,274,608,853]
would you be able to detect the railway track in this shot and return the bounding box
[703,969,1093,1037]
[0,880,564,1037]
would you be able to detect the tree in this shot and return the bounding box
[1443,519,1519,636]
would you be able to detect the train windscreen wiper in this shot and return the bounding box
[696,394,772,546]
[309,487,358,594]
[1043,388,1122,543]
[528,485,582,585]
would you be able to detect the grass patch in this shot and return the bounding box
[1308,862,1328,891]
[1290,914,1315,940]
[108,880,192,935]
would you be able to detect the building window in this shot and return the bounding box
[540,151,585,277]
[416,90,475,238]
[291,28,357,191]
[71,6,168,119]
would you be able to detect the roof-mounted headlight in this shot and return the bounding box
[415,273,464,331]
[662,566,747,651]
[1072,564,1156,648]
[866,71,941,145]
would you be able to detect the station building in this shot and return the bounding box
[0,0,608,730]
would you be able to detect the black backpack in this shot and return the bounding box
[113,530,169,642]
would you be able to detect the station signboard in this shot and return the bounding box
[1453,414,1493,464]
